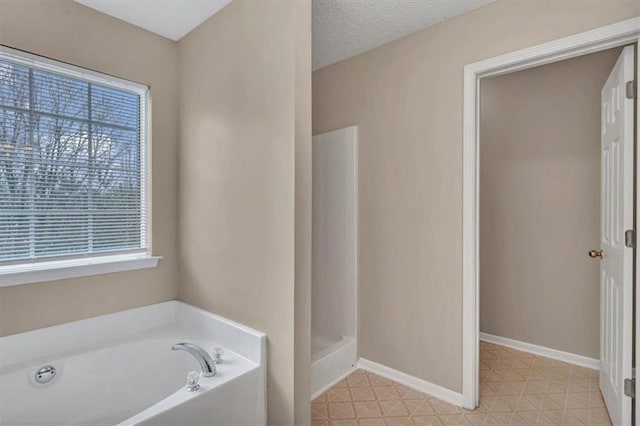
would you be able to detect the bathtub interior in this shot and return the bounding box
[0,301,266,425]
[311,333,341,356]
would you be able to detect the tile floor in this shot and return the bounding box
[311,342,611,425]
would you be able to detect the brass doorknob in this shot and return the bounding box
[588,249,603,259]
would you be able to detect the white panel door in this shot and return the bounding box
[599,45,634,426]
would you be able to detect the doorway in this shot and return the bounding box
[461,18,640,426]
[479,46,625,425]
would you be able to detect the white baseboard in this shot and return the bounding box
[479,332,600,370]
[311,367,356,400]
[357,358,464,407]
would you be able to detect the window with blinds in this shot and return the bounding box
[0,49,149,266]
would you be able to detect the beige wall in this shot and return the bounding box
[294,0,312,423]
[479,48,622,359]
[0,1,312,422]
[313,0,639,392]
[0,0,179,336]
[177,0,311,424]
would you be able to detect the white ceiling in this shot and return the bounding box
[75,0,231,41]
[312,0,493,70]
[76,0,493,69]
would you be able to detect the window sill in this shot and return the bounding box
[0,254,162,288]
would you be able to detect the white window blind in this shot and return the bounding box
[0,49,149,266]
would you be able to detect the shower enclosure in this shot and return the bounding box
[311,126,358,397]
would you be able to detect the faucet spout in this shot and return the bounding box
[172,343,216,377]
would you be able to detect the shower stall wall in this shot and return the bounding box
[311,126,358,398]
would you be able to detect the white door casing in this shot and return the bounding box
[635,40,640,426]
[599,45,634,426]
[461,18,640,412]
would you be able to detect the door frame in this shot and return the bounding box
[461,17,640,412]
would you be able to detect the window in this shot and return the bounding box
[0,47,158,286]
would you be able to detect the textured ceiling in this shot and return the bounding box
[77,0,493,66]
[75,0,231,41]
[313,0,494,70]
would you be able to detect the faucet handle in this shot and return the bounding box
[214,347,224,364]
[186,371,200,392]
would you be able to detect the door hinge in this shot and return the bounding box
[624,378,635,398]
[626,80,637,99]
[625,229,635,248]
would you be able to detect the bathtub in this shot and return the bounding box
[0,301,266,425]
[311,335,356,398]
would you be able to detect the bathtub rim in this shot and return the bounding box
[0,300,267,370]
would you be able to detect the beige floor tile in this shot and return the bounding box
[463,412,489,425]
[540,393,568,410]
[545,379,569,394]
[378,399,409,417]
[475,395,498,413]
[565,408,589,424]
[568,378,592,393]
[589,391,606,408]
[404,399,435,416]
[523,380,547,395]
[501,381,527,395]
[312,402,329,420]
[396,384,428,400]
[312,343,612,425]
[436,414,465,425]
[490,397,515,413]
[368,374,395,386]
[518,394,544,411]
[429,399,462,415]
[486,413,515,424]
[383,416,414,425]
[316,393,328,402]
[348,374,371,387]
[565,392,590,409]
[539,409,565,425]
[512,410,538,425]
[589,407,613,425]
[354,401,383,418]
[373,386,401,400]
[328,387,353,402]
[350,386,377,402]
[412,415,440,425]
[506,369,530,382]
[358,419,386,426]
[500,395,522,410]
[331,420,358,426]
[329,402,356,419]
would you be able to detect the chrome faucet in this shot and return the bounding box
[172,343,216,377]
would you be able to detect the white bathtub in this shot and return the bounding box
[0,301,266,425]
[311,335,356,399]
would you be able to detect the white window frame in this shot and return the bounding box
[0,46,160,287]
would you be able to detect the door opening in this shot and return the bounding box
[461,17,640,425]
